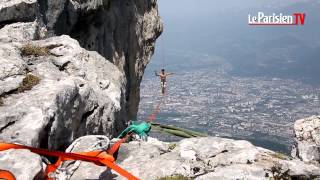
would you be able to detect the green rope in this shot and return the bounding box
[150,122,207,138]
[118,121,151,139]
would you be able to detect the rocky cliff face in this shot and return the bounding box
[4,135,319,180]
[0,32,126,149]
[116,137,320,180]
[0,0,162,149]
[292,116,320,165]
[40,0,163,119]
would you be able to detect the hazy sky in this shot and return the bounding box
[157,0,317,46]
[148,0,320,84]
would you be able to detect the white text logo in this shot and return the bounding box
[248,12,305,26]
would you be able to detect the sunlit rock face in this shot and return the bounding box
[0,0,162,149]
[41,0,163,120]
[0,33,126,150]
[48,136,320,180]
[292,116,320,165]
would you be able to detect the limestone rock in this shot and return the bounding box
[0,35,127,150]
[69,0,105,12]
[0,0,163,148]
[0,21,41,98]
[0,149,43,180]
[0,53,26,95]
[0,0,163,123]
[293,116,320,164]
[0,0,162,157]
[0,22,39,42]
[68,0,163,119]
[40,0,163,119]
[195,164,266,180]
[0,0,38,23]
[0,0,163,178]
[114,137,320,180]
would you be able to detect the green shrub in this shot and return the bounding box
[20,44,49,57]
[158,175,191,180]
[18,74,41,92]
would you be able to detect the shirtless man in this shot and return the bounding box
[155,69,174,94]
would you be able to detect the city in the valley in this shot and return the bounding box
[138,63,320,153]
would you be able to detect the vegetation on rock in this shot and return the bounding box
[18,74,40,93]
[158,175,191,180]
[271,152,290,160]
[20,44,50,57]
[168,143,177,151]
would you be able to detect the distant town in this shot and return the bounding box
[138,67,320,153]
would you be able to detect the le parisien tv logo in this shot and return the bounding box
[248,12,306,26]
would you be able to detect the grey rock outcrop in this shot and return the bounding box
[54,136,320,180]
[0,0,162,149]
[40,0,163,119]
[0,47,27,95]
[0,31,127,150]
[115,137,320,180]
[0,22,38,95]
[0,0,162,124]
[292,116,320,165]
[0,149,43,179]
[0,22,39,42]
[0,0,38,25]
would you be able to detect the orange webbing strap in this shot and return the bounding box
[44,151,115,178]
[100,158,138,180]
[0,143,139,180]
[107,133,132,156]
[0,170,16,180]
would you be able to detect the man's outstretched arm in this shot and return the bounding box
[154,71,160,76]
[167,72,175,75]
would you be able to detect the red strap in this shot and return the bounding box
[0,170,16,180]
[0,143,138,180]
[107,133,132,156]
[147,99,163,122]
[100,158,138,180]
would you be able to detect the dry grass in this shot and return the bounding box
[158,175,191,180]
[20,44,50,57]
[0,74,40,106]
[168,143,177,151]
[17,74,41,93]
[271,152,289,160]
